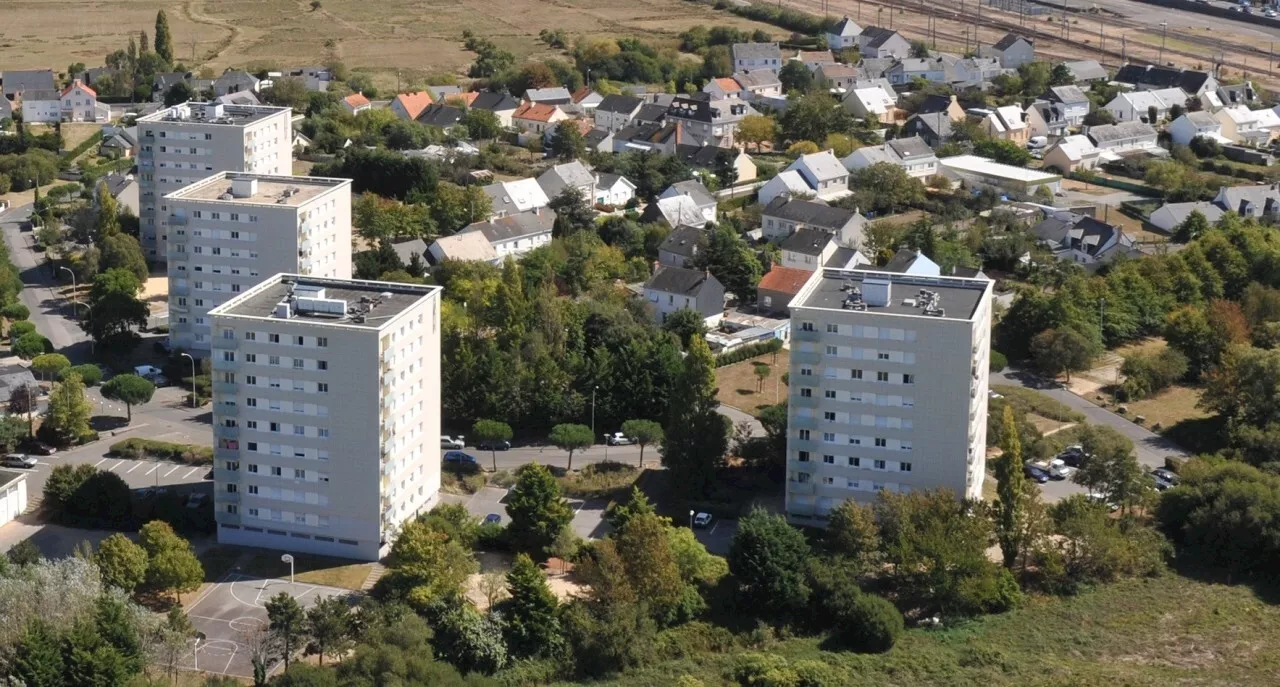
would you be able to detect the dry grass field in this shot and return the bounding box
[0,0,778,89]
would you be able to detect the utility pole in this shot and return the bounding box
[1100,22,1104,54]
[1122,34,1127,63]
[1159,21,1168,65]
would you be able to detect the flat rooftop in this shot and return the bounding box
[166,173,348,207]
[211,275,439,330]
[797,268,988,321]
[939,154,1061,183]
[0,469,26,489]
[138,101,289,126]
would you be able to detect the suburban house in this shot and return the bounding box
[643,266,726,326]
[732,69,783,99]
[857,27,912,59]
[659,180,718,224]
[594,94,644,132]
[757,266,816,316]
[1042,135,1103,173]
[416,103,465,129]
[732,43,783,73]
[1104,88,1186,124]
[1062,59,1108,83]
[1032,212,1140,269]
[569,87,603,113]
[99,125,137,158]
[483,178,550,219]
[524,87,572,105]
[98,172,140,216]
[939,154,1061,196]
[757,170,817,207]
[342,92,371,115]
[968,106,1029,144]
[675,144,758,183]
[1214,104,1280,145]
[20,89,61,123]
[664,95,755,148]
[1113,64,1217,98]
[659,225,709,268]
[945,56,1009,90]
[511,102,568,136]
[1169,111,1229,146]
[842,136,938,179]
[1086,121,1160,155]
[904,112,955,147]
[428,232,498,263]
[780,229,841,271]
[1214,82,1259,109]
[881,248,943,276]
[213,70,260,96]
[1040,85,1091,127]
[762,196,868,248]
[843,85,905,123]
[595,173,636,207]
[1026,101,1069,138]
[2,68,56,100]
[980,33,1035,68]
[1213,183,1280,219]
[916,94,966,121]
[390,238,429,267]
[703,77,744,100]
[642,194,715,228]
[1149,201,1225,233]
[816,64,863,93]
[795,50,837,71]
[537,161,597,201]
[785,151,851,202]
[455,211,556,263]
[826,16,863,50]
[58,80,108,122]
[471,91,520,128]
[885,57,947,86]
[613,121,681,155]
[216,91,261,107]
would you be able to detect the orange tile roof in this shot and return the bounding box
[61,79,95,98]
[571,86,594,103]
[757,265,814,295]
[393,91,433,120]
[513,101,561,122]
[444,91,479,107]
[344,92,371,108]
[714,77,741,93]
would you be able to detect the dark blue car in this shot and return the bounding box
[444,451,477,464]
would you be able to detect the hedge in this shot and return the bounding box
[727,3,837,35]
[989,350,1008,373]
[60,129,103,166]
[715,338,784,367]
[109,438,214,465]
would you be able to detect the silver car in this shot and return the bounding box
[1,453,36,469]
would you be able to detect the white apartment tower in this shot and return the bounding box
[164,172,353,354]
[208,275,443,561]
[785,268,993,521]
[136,102,293,262]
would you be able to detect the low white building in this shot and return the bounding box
[20,89,62,123]
[595,173,636,207]
[1105,88,1186,124]
[1149,201,1225,234]
[483,179,550,219]
[1169,111,1229,147]
[1214,105,1280,146]
[980,33,1035,69]
[826,16,863,50]
[1042,135,1102,174]
[454,211,555,263]
[1086,121,1160,155]
[0,470,27,528]
[786,151,851,202]
[758,170,815,207]
[842,136,938,180]
[644,266,726,326]
[939,154,1061,196]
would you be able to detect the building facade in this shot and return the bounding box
[784,268,993,521]
[209,275,443,561]
[165,173,353,354]
[136,102,294,262]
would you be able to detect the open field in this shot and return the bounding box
[0,0,779,89]
[715,349,790,417]
[589,573,1280,687]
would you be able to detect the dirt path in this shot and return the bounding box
[181,0,246,70]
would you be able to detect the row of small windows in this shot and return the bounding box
[796,451,912,472]
[796,429,913,451]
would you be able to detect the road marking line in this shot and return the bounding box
[93,458,107,468]
[108,460,124,471]
[183,467,199,479]
[145,465,160,475]
[125,462,142,473]
[164,465,180,477]
[708,521,719,535]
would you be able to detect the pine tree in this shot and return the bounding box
[994,405,1029,569]
[154,10,174,63]
[96,181,121,241]
[139,30,150,55]
[12,620,65,687]
[502,553,561,658]
[660,337,728,496]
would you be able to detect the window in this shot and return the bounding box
[795,472,811,483]
[798,429,810,440]
[248,464,259,473]
[848,457,860,467]
[269,422,280,432]
[822,432,836,442]
[876,371,889,382]
[248,485,259,495]
[222,351,235,362]
[225,461,239,470]
[822,476,835,485]
[269,334,280,343]
[800,388,812,398]
[247,442,257,451]
[295,336,305,346]
[903,374,915,384]
[245,354,257,363]
[824,389,837,399]
[245,332,256,341]
[295,469,305,479]
[878,352,890,360]
[294,425,305,435]
[823,454,835,464]
[851,369,863,379]
[318,428,329,438]
[293,358,304,369]
[874,437,887,447]
[317,360,328,371]
[318,383,329,393]
[317,337,328,347]
[825,345,838,355]
[826,323,839,333]
[269,355,280,366]
[800,321,815,332]
[797,451,810,462]
[824,411,836,421]
[800,368,813,376]
[226,504,238,514]
[901,462,912,472]
[270,466,282,476]
[874,459,886,469]
[226,484,238,493]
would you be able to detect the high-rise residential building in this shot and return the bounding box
[208,275,442,561]
[164,172,353,354]
[136,102,293,262]
[784,267,993,521]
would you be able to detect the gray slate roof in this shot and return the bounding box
[1063,59,1108,82]
[471,91,519,112]
[886,136,935,161]
[781,228,835,256]
[860,27,903,49]
[732,42,782,62]
[764,197,858,229]
[462,211,555,243]
[524,87,572,104]
[390,238,429,264]
[596,94,643,114]
[2,69,55,97]
[659,225,708,259]
[416,103,465,128]
[646,265,722,297]
[1087,121,1158,144]
[668,180,717,209]
[992,33,1030,51]
[1044,85,1088,105]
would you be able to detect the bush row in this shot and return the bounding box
[715,338,784,368]
[727,3,837,35]
[60,129,104,168]
[109,437,214,465]
[1199,159,1280,183]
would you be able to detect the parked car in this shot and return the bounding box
[484,513,502,524]
[25,441,56,456]
[606,432,634,446]
[444,451,477,464]
[185,493,207,509]
[1152,467,1180,485]
[1057,444,1087,467]
[139,487,170,500]
[1027,135,1049,149]
[1045,458,1074,480]
[441,435,466,449]
[0,453,36,469]
[693,512,713,528]
[1023,463,1050,483]
[477,439,511,451]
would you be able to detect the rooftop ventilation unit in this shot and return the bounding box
[273,301,292,319]
[295,297,347,316]
[294,285,326,299]
[230,177,258,198]
[863,278,891,307]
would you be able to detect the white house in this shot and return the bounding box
[1042,135,1103,174]
[594,94,644,132]
[1149,201,1225,234]
[1032,212,1140,270]
[1086,121,1160,154]
[842,136,938,180]
[885,57,947,86]
[762,196,868,248]
[391,91,434,121]
[826,16,863,50]
[20,89,61,123]
[785,150,851,201]
[1040,85,1090,127]
[595,173,636,207]
[455,211,556,263]
[731,43,784,73]
[537,161,597,201]
[1214,105,1280,145]
[483,178,551,219]
[342,92,371,115]
[1105,88,1186,124]
[658,180,718,225]
[733,70,783,99]
[0,470,27,529]
[758,170,815,207]
[644,266,726,326]
[857,27,912,59]
[980,33,1035,69]
[1169,111,1229,146]
[843,86,903,123]
[59,80,108,122]
[512,102,568,137]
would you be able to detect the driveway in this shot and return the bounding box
[1,204,93,359]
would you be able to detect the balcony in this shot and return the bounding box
[213,382,238,394]
[168,214,188,226]
[217,491,241,504]
[213,336,238,351]
[788,481,815,495]
[790,350,820,366]
[168,250,189,262]
[793,327,820,341]
[215,446,240,461]
[214,425,240,439]
[216,403,239,417]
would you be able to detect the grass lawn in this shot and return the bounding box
[714,349,789,417]
[991,385,1084,423]
[1120,385,1210,433]
[198,546,374,590]
[584,574,1280,687]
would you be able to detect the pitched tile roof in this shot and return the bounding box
[712,77,742,93]
[61,79,96,98]
[343,92,370,108]
[394,91,434,120]
[513,101,562,122]
[758,265,814,295]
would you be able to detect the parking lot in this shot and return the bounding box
[179,572,352,679]
[440,486,614,541]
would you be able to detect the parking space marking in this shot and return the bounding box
[183,467,200,479]
[145,464,160,475]
[108,460,124,472]
[708,521,719,535]
[164,465,181,477]
[92,458,107,468]
[125,462,142,474]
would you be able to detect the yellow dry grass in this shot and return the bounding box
[714,348,790,417]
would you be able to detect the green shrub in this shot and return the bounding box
[1,303,29,320]
[557,461,639,499]
[990,385,1085,423]
[8,320,35,341]
[108,438,213,465]
[67,364,102,386]
[989,349,1008,372]
[716,339,784,368]
[831,591,903,653]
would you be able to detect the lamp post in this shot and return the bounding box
[281,553,295,584]
[1159,22,1168,65]
[58,266,77,320]
[590,385,597,443]
[688,509,695,529]
[181,352,196,408]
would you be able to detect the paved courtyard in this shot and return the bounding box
[178,573,353,678]
[439,486,613,541]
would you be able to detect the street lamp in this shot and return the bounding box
[181,352,196,408]
[281,553,295,584]
[58,266,77,320]
[688,509,695,529]
[1159,22,1169,65]
[590,385,597,443]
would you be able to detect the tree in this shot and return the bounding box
[501,553,561,658]
[44,372,92,443]
[1175,209,1211,242]
[993,405,1030,569]
[661,307,707,349]
[845,163,925,214]
[737,115,776,152]
[753,362,770,392]
[164,81,195,107]
[826,500,880,572]
[7,538,42,566]
[0,415,26,452]
[266,592,308,670]
[549,187,596,237]
[1071,425,1147,512]
[30,353,69,381]
[86,268,148,349]
[99,233,149,282]
[471,419,513,471]
[139,520,204,601]
[974,138,1032,166]
[1164,305,1218,379]
[728,508,811,619]
[101,373,155,423]
[505,463,573,554]
[661,337,728,496]
[778,60,815,94]
[1030,328,1098,381]
[694,224,762,300]
[620,419,663,468]
[96,182,121,240]
[462,108,502,140]
[12,331,49,360]
[12,621,65,687]
[154,10,174,63]
[95,533,148,593]
[614,512,687,619]
[548,120,586,161]
[386,519,477,603]
[305,595,354,666]
[548,423,593,472]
